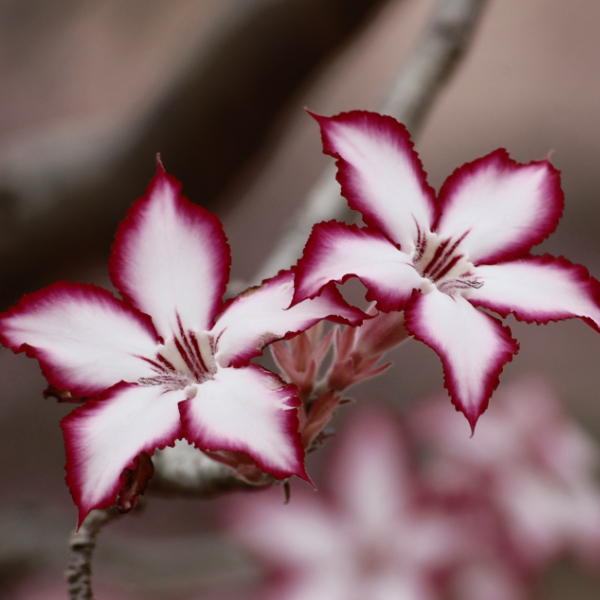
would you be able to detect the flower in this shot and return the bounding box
[231,380,600,600]
[292,110,600,428]
[0,161,364,524]
[411,376,600,570]
[230,408,470,600]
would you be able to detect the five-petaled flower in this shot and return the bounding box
[0,162,364,524]
[293,110,600,429]
[231,408,470,600]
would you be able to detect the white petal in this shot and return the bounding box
[405,290,519,429]
[180,365,308,481]
[466,256,600,329]
[436,150,563,264]
[294,221,426,313]
[331,409,411,534]
[311,110,436,251]
[213,269,364,368]
[110,164,230,340]
[0,282,160,396]
[62,383,183,524]
[234,489,343,565]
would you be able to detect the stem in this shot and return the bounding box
[251,0,489,285]
[380,0,487,131]
[66,508,119,600]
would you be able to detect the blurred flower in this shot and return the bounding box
[231,409,471,600]
[292,110,600,429]
[411,376,600,571]
[0,161,363,524]
[230,378,600,600]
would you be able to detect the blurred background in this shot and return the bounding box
[1,0,600,597]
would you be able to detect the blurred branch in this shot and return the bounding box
[0,505,72,591]
[66,508,119,600]
[0,0,389,301]
[252,0,489,284]
[0,504,253,596]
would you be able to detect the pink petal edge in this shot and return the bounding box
[436,149,564,265]
[468,254,600,332]
[214,268,366,368]
[293,220,424,313]
[109,160,231,338]
[179,364,310,482]
[62,382,183,527]
[0,281,159,397]
[405,290,519,431]
[308,109,437,250]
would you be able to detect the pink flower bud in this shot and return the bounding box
[353,308,409,358]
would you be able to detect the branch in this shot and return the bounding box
[0,0,389,303]
[252,0,489,285]
[66,508,119,600]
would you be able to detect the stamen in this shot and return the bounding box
[138,371,192,391]
[438,278,483,293]
[139,356,170,374]
[413,231,481,296]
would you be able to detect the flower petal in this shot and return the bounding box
[331,409,411,533]
[405,290,519,430]
[0,282,160,397]
[62,382,183,525]
[310,110,437,250]
[180,364,308,481]
[212,269,365,368]
[293,221,426,312]
[466,255,600,330]
[233,488,344,565]
[109,162,231,340]
[436,150,563,264]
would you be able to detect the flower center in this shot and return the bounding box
[412,230,482,296]
[139,320,217,392]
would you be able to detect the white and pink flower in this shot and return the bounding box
[411,376,600,570]
[293,110,600,428]
[231,408,470,600]
[0,162,364,524]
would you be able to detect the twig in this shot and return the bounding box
[380,0,488,131]
[251,0,489,285]
[0,0,389,303]
[65,508,119,600]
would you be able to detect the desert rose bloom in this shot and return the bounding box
[231,409,470,600]
[293,110,600,428]
[0,162,364,524]
[411,377,600,570]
